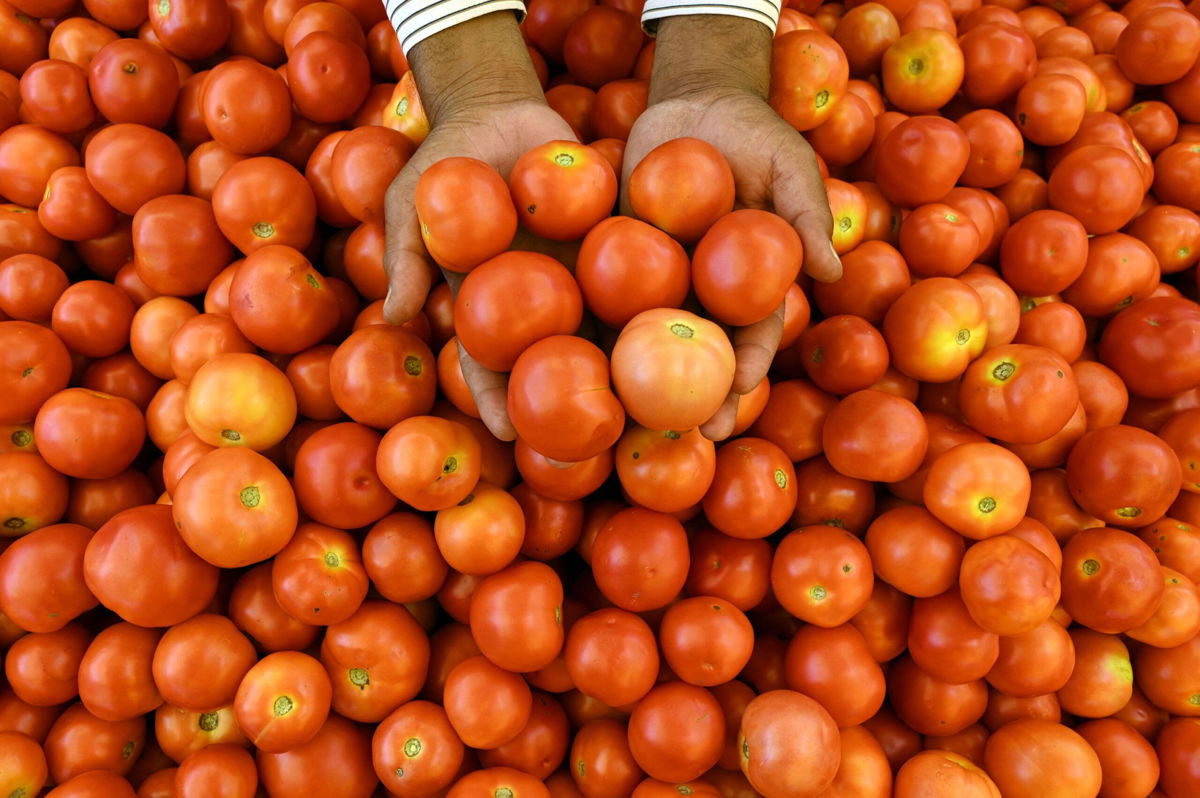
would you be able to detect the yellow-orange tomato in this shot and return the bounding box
[770,29,850,131]
[611,309,736,433]
[184,353,297,451]
[881,28,964,113]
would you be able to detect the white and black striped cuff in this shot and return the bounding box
[642,0,782,33]
[383,0,527,56]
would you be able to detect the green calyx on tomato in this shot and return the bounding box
[553,152,575,167]
[10,429,30,447]
[323,551,340,568]
[239,486,261,508]
[441,456,458,475]
[348,668,369,689]
[156,0,169,15]
[669,323,694,339]
[272,695,294,716]
[198,712,219,731]
[403,737,421,757]
[810,585,828,601]
[1116,506,1143,518]
[403,356,423,376]
[774,469,789,490]
[978,497,997,514]
[1082,558,1101,576]
[252,222,275,239]
[955,329,972,345]
[992,361,1015,380]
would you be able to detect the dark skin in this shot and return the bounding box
[383,11,840,445]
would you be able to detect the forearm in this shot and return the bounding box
[648,14,774,104]
[406,11,545,124]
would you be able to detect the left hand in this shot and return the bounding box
[621,88,843,441]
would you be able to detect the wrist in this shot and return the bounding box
[648,15,773,104]
[409,12,546,125]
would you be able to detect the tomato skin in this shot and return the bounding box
[1157,718,1200,795]
[575,216,690,329]
[228,564,319,653]
[44,702,146,783]
[627,138,735,245]
[874,116,970,207]
[509,140,617,241]
[77,622,162,722]
[784,624,885,727]
[738,690,840,798]
[692,210,803,327]
[881,28,964,112]
[229,244,338,354]
[185,352,298,451]
[211,156,317,254]
[271,522,369,626]
[823,389,928,482]
[6,623,91,707]
[592,508,689,612]
[957,344,1077,445]
[444,654,532,750]
[1099,297,1200,400]
[564,608,659,709]
[0,125,80,210]
[202,60,291,156]
[234,651,332,754]
[330,325,436,430]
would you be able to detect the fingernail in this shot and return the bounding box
[828,240,842,264]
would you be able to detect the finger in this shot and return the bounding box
[730,304,784,395]
[383,165,434,325]
[700,392,739,442]
[456,340,517,442]
[772,143,843,284]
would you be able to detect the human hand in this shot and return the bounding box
[382,14,576,442]
[622,16,843,441]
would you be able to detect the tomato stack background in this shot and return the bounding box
[2,0,1200,795]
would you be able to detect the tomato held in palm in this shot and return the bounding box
[234,651,331,754]
[881,29,964,113]
[469,561,563,674]
[1099,297,1200,400]
[738,690,840,798]
[173,447,297,568]
[415,157,517,272]
[508,336,624,463]
[271,522,368,626]
[34,389,145,480]
[509,140,617,241]
[574,216,690,329]
[1066,425,1182,528]
[627,138,734,244]
[185,352,298,451]
[212,156,317,254]
[611,309,734,433]
[84,505,218,628]
[455,251,583,373]
[958,344,1078,445]
[691,209,803,327]
[770,29,850,131]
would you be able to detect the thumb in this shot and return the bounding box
[383,165,433,324]
[772,143,843,284]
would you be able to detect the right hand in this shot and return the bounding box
[382,99,578,442]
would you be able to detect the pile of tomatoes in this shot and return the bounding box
[2,0,1200,794]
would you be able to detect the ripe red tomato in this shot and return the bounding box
[738,690,840,798]
[984,719,1101,798]
[212,156,317,254]
[692,210,803,327]
[702,437,797,540]
[415,157,517,273]
[561,6,642,88]
[376,415,481,512]
[271,522,368,626]
[152,613,256,712]
[627,681,724,784]
[1066,425,1182,527]
[574,216,690,329]
[202,59,291,155]
[33,389,145,481]
[627,138,734,244]
[959,533,1060,635]
[132,196,234,298]
[0,729,48,798]
[38,166,117,243]
[565,608,659,708]
[233,651,331,753]
[509,140,617,241]
[874,116,970,207]
[372,700,464,795]
[883,277,988,384]
[1100,297,1200,399]
[772,525,873,627]
[469,561,563,674]
[77,622,162,722]
[592,508,689,612]
[823,389,928,482]
[444,654,532,750]
[785,623,885,726]
[958,344,1078,444]
[770,29,850,131]
[615,425,715,514]
[881,29,964,112]
[0,523,95,632]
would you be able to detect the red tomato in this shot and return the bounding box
[469,561,563,673]
[78,622,162,722]
[152,613,256,713]
[874,116,970,207]
[1060,525,1165,634]
[692,210,803,327]
[0,523,95,632]
[509,140,617,241]
[211,156,317,254]
[271,522,368,626]
[591,508,689,612]
[443,654,532,750]
[1100,297,1200,399]
[574,216,690,329]
[627,682,724,783]
[785,623,886,726]
[738,690,840,797]
[627,138,734,245]
[415,157,517,273]
[984,719,1101,797]
[38,166,117,243]
[770,30,850,131]
[823,389,928,482]
[561,6,642,88]
[201,59,291,155]
[33,389,144,480]
[0,125,80,210]
[1066,425,1182,528]
[372,700,464,796]
[958,344,1078,444]
[772,525,874,626]
[865,505,965,598]
[233,651,331,753]
[565,607,659,708]
[702,437,797,540]
[616,425,715,514]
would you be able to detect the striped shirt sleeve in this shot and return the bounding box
[642,0,782,33]
[383,0,527,56]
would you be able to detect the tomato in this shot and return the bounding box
[822,389,928,481]
[808,93,876,167]
[1066,425,1182,527]
[864,505,961,597]
[772,525,873,626]
[19,59,94,135]
[506,140,617,241]
[782,624,885,728]
[431,482,523,576]
[44,702,145,783]
[0,523,94,632]
[1127,566,1200,648]
[957,343,1077,445]
[46,771,138,798]
[174,743,256,798]
[738,690,839,798]
[614,426,714,514]
[77,622,162,722]
[234,651,331,754]
[228,244,337,354]
[564,608,658,709]
[185,352,298,450]
[883,277,987,384]
[919,442,1029,540]
[463,560,561,675]
[455,251,582,373]
[997,209,1087,297]
[1158,718,1200,795]
[372,699,463,796]
[1060,526,1164,634]
[592,508,689,612]
[626,138,734,244]
[84,505,218,628]
[228,564,319,653]
[897,202,979,278]
[0,125,79,210]
[574,219,689,331]
[37,165,116,243]
[983,719,1102,798]
[155,702,248,764]
[210,156,316,254]
[1044,144,1145,235]
[985,617,1074,699]
[1102,297,1200,404]
[0,730,47,798]
[330,325,436,429]
[959,534,1060,635]
[1126,204,1200,275]
[895,750,1000,797]
[131,196,234,301]
[692,210,803,327]
[874,116,969,207]
[889,653,989,737]
[444,654,532,750]
[770,30,850,131]
[562,6,642,88]
[152,613,255,713]
[656,597,752,688]
[6,623,90,706]
[169,314,255,386]
[880,29,963,112]
[0,452,68,537]
[627,682,723,784]
[810,242,906,327]
[411,156,518,273]
[835,2,901,76]
[272,522,368,626]
[85,124,185,217]
[791,455,876,532]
